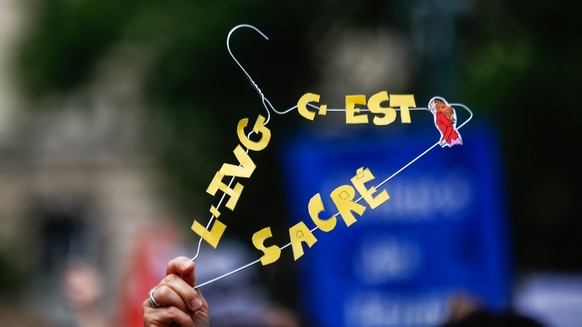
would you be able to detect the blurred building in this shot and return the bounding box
[0,1,174,325]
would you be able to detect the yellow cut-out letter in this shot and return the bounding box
[219,145,256,178]
[368,91,397,126]
[297,93,327,120]
[345,95,368,124]
[390,94,416,124]
[330,184,366,226]
[237,114,271,151]
[252,227,281,266]
[289,221,318,261]
[206,171,244,211]
[191,218,227,249]
[350,167,389,209]
[308,193,336,232]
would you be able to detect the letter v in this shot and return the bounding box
[218,145,256,178]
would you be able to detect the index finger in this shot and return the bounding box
[166,256,195,287]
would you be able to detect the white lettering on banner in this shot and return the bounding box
[379,172,473,220]
[344,292,448,327]
[354,237,423,285]
[320,171,473,222]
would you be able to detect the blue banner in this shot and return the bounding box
[279,121,511,327]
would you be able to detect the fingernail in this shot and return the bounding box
[191,297,203,310]
[181,261,192,270]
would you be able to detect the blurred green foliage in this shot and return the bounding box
[457,0,582,271]
[16,0,315,229]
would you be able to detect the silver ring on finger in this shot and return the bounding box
[148,288,161,309]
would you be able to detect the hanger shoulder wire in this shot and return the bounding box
[192,23,475,278]
[194,101,474,286]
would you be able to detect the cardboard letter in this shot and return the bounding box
[289,221,317,261]
[252,227,282,266]
[351,167,389,209]
[297,93,327,120]
[237,115,271,151]
[330,184,366,226]
[219,145,256,178]
[346,95,368,124]
[308,193,336,232]
[206,171,244,211]
[368,91,396,126]
[191,218,227,249]
[390,94,416,123]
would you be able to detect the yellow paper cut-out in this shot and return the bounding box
[330,184,367,227]
[249,166,389,265]
[389,94,415,123]
[346,95,369,124]
[367,91,396,125]
[252,227,281,265]
[289,221,318,261]
[191,218,226,249]
[237,114,271,151]
[308,193,336,232]
[351,167,390,209]
[219,145,257,178]
[297,91,416,125]
[297,93,327,120]
[206,171,244,211]
[192,114,272,248]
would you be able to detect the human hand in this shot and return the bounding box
[142,256,209,327]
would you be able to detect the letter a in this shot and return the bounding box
[289,221,317,261]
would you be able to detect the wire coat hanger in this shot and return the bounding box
[191,24,474,287]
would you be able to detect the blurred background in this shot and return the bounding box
[0,0,581,326]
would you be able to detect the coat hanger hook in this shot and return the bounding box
[227,24,276,123]
[227,24,269,85]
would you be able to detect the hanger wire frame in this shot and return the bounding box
[190,24,474,289]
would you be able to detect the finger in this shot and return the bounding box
[166,256,195,286]
[195,288,208,310]
[190,289,210,326]
[161,274,202,312]
[166,256,194,275]
[150,284,190,313]
[142,304,193,327]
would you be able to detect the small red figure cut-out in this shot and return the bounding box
[428,96,463,148]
